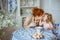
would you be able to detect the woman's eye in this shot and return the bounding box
[34,19,38,21]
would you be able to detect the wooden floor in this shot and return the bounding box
[0,26,17,40]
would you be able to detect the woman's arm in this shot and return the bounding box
[24,16,36,28]
[23,16,32,28]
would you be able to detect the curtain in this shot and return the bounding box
[8,0,17,13]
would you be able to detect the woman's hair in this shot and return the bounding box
[45,13,54,25]
[32,7,44,17]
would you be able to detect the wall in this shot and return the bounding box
[40,0,60,24]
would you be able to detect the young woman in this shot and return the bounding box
[24,7,44,28]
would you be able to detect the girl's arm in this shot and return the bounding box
[49,22,54,30]
[42,22,54,30]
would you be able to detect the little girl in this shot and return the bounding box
[40,13,54,30]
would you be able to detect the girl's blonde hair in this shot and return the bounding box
[45,13,54,25]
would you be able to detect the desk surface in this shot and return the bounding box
[12,28,56,40]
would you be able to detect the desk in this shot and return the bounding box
[12,28,56,40]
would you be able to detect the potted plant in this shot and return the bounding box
[0,10,17,36]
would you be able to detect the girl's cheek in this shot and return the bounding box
[43,16,47,20]
[44,18,46,20]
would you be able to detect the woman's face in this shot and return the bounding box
[43,15,48,21]
[35,15,43,20]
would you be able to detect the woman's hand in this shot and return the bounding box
[24,21,36,28]
[29,21,36,27]
[39,20,43,27]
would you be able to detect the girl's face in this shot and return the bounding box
[43,15,48,21]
